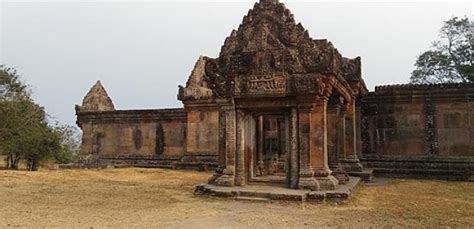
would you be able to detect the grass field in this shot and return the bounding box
[0,168,472,228]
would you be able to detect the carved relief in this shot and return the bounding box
[91,132,104,154]
[205,59,233,98]
[133,128,143,150]
[235,74,287,96]
[424,99,438,155]
[155,123,164,155]
[293,74,333,96]
[341,57,361,81]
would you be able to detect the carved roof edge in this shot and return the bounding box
[76,108,186,126]
[77,108,185,115]
[375,83,474,92]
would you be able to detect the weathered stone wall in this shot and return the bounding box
[361,83,474,180]
[185,107,219,156]
[76,108,219,170]
[77,109,187,157]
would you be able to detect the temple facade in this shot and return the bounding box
[76,0,473,189]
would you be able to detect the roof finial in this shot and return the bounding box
[260,0,278,5]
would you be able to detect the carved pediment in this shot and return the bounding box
[178,56,214,101]
[217,0,342,79]
[180,0,363,101]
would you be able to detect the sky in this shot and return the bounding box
[0,0,472,126]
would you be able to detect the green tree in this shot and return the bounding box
[0,66,77,170]
[410,16,473,84]
[0,66,29,100]
[52,124,81,164]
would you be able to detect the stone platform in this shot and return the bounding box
[195,177,361,203]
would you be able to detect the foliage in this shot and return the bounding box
[52,124,81,164]
[410,16,473,84]
[0,66,80,170]
[0,66,29,101]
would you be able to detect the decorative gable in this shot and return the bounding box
[78,80,115,112]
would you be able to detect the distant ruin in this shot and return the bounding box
[76,0,473,194]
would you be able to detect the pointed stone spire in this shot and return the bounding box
[260,0,279,5]
[79,80,115,112]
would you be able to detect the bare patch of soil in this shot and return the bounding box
[0,168,472,228]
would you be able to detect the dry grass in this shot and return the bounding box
[0,168,472,228]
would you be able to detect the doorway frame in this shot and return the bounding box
[245,110,291,186]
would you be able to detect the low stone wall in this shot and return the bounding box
[361,83,474,180]
[77,108,188,157]
[76,108,221,170]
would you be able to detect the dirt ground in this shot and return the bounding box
[0,168,472,228]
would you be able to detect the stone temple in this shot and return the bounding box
[76,0,473,198]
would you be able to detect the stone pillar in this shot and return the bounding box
[217,109,227,169]
[235,109,246,186]
[341,99,363,172]
[297,96,338,191]
[297,98,320,191]
[212,102,236,186]
[310,97,338,190]
[327,97,349,184]
[355,101,363,159]
[337,107,346,163]
[289,107,299,188]
[257,115,264,176]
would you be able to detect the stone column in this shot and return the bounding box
[355,101,363,159]
[337,104,346,162]
[309,97,338,190]
[341,99,363,172]
[327,97,349,184]
[212,102,236,186]
[297,98,320,191]
[234,109,246,186]
[289,107,299,188]
[257,115,264,176]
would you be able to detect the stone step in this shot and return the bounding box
[195,177,361,202]
[348,168,374,182]
[238,190,271,199]
[235,196,270,202]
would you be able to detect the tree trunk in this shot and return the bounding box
[26,156,39,171]
[8,154,20,170]
[31,157,39,171]
[5,155,9,168]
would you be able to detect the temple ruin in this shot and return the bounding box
[76,0,473,199]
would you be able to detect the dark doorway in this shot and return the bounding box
[250,114,289,184]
